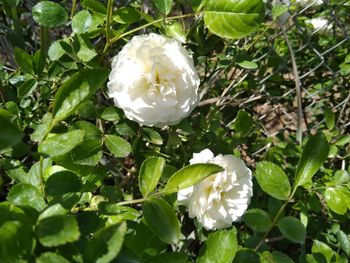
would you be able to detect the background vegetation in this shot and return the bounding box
[0,0,350,262]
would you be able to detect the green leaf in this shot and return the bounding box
[237,60,258,70]
[149,252,188,263]
[36,214,80,247]
[84,222,126,263]
[45,171,82,196]
[37,252,70,263]
[0,109,23,149]
[81,0,107,13]
[0,207,34,263]
[74,35,97,62]
[139,156,166,197]
[14,47,33,73]
[272,251,294,263]
[197,228,237,263]
[312,240,334,263]
[48,40,65,61]
[32,1,68,27]
[72,10,92,34]
[18,78,38,100]
[153,0,173,15]
[324,186,350,215]
[294,133,329,187]
[7,183,46,211]
[233,249,260,263]
[337,230,350,256]
[272,4,289,20]
[324,106,335,130]
[143,198,181,244]
[39,130,85,157]
[104,134,131,158]
[203,0,265,39]
[277,216,306,244]
[52,68,109,123]
[143,127,163,145]
[231,110,253,137]
[255,161,291,200]
[163,163,224,194]
[113,7,141,24]
[243,208,272,232]
[100,107,122,121]
[71,140,103,166]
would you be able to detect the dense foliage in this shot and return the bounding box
[1,0,350,262]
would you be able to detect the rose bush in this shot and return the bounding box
[108,33,200,127]
[178,149,253,230]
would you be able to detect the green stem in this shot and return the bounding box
[39,156,48,202]
[40,26,49,54]
[70,0,77,19]
[103,13,197,55]
[106,0,113,44]
[116,191,165,206]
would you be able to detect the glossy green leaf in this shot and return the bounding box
[337,230,350,256]
[197,228,237,263]
[312,240,334,263]
[18,78,38,99]
[81,0,107,13]
[163,163,224,194]
[52,68,109,123]
[37,252,70,263]
[237,60,258,69]
[231,110,253,137]
[139,156,166,197]
[105,134,131,158]
[100,107,122,121]
[39,130,85,157]
[7,183,46,211]
[36,215,80,247]
[0,109,23,149]
[255,161,291,200]
[74,35,97,62]
[143,127,163,145]
[71,140,103,166]
[324,186,350,215]
[203,0,265,39]
[143,198,181,244]
[272,4,289,20]
[113,7,141,24]
[84,222,126,263]
[45,171,82,196]
[272,251,294,263]
[48,40,65,61]
[153,0,173,15]
[294,133,329,187]
[277,216,306,244]
[324,106,335,130]
[32,1,68,27]
[243,208,272,232]
[233,249,260,263]
[14,47,33,73]
[72,10,92,34]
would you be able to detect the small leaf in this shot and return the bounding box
[337,230,350,256]
[255,161,291,200]
[324,106,335,130]
[139,156,166,197]
[14,47,33,73]
[324,187,350,215]
[277,216,306,244]
[74,35,97,62]
[37,252,70,263]
[84,222,127,263]
[72,10,92,34]
[81,0,107,13]
[294,133,329,187]
[163,163,224,194]
[18,78,38,100]
[272,4,289,20]
[100,107,122,121]
[39,130,85,157]
[143,198,181,244]
[197,228,237,263]
[45,171,82,196]
[237,60,258,70]
[113,7,141,24]
[7,183,46,211]
[203,0,265,39]
[143,127,163,145]
[243,208,272,232]
[312,240,334,263]
[0,109,23,149]
[153,0,173,15]
[32,1,68,27]
[272,251,294,263]
[48,40,65,61]
[52,68,109,123]
[231,110,253,137]
[36,215,80,247]
[105,134,131,158]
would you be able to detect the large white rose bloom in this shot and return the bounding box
[178,149,253,230]
[107,33,200,128]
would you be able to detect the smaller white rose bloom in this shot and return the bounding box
[107,33,200,128]
[178,149,253,230]
[306,17,331,31]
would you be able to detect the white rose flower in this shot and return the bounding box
[178,149,253,230]
[107,33,200,128]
